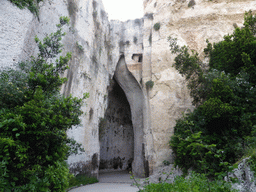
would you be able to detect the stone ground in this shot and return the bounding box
[69,170,139,192]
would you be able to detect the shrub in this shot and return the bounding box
[188,0,196,7]
[146,80,154,89]
[169,11,256,178]
[0,16,87,191]
[153,22,161,31]
[9,0,43,17]
[76,41,84,52]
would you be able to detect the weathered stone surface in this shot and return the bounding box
[143,0,256,168]
[135,164,183,187]
[1,0,256,181]
[0,0,33,68]
[0,0,112,177]
[225,157,256,192]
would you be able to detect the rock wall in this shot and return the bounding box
[143,0,256,168]
[0,0,153,177]
[1,0,256,178]
[0,0,115,177]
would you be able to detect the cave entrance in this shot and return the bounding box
[99,78,134,172]
[100,55,147,177]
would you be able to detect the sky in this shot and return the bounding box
[101,0,144,21]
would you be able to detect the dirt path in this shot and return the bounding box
[69,171,140,192]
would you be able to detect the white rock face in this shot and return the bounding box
[226,157,256,192]
[0,0,33,68]
[1,0,256,179]
[0,0,114,177]
[143,0,256,168]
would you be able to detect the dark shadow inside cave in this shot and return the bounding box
[99,78,134,172]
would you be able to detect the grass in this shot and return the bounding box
[68,174,98,189]
[141,172,236,192]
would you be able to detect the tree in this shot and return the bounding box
[0,16,87,191]
[169,11,256,177]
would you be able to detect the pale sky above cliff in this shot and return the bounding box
[102,0,144,21]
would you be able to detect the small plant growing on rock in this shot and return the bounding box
[163,160,171,166]
[9,0,43,17]
[146,80,154,89]
[153,22,161,31]
[144,13,154,20]
[188,0,196,7]
[76,41,84,52]
[133,36,138,44]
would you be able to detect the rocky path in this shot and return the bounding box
[69,171,139,192]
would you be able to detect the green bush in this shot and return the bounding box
[142,172,236,192]
[169,11,256,178]
[146,80,154,89]
[9,0,43,17]
[188,0,196,7]
[0,16,87,191]
[76,41,84,52]
[153,23,161,31]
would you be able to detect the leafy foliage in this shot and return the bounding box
[153,23,161,31]
[146,80,154,89]
[169,11,256,178]
[9,0,43,17]
[168,37,205,106]
[141,172,236,192]
[204,11,256,85]
[0,16,87,191]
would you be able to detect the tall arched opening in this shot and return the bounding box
[99,55,147,177]
[99,77,134,171]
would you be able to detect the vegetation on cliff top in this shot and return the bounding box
[9,0,43,17]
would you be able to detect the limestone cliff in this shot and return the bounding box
[1,0,256,178]
[143,0,256,168]
[0,0,114,177]
[0,0,151,177]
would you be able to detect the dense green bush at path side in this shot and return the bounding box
[141,172,236,192]
[169,10,256,178]
[0,16,88,191]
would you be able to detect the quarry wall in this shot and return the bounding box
[143,0,256,167]
[1,0,256,177]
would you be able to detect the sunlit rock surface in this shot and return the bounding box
[1,0,256,179]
